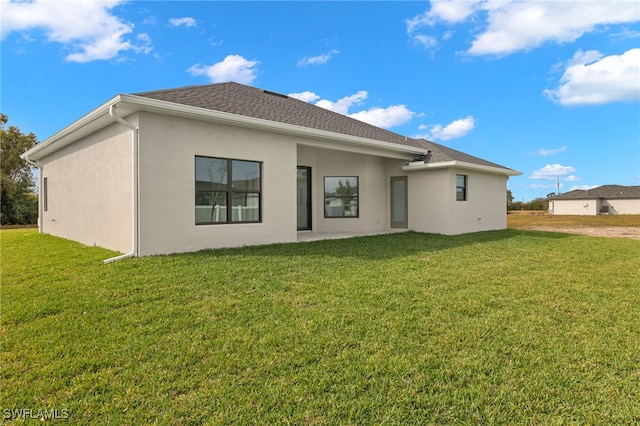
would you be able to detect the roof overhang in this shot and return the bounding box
[22,94,427,163]
[21,95,123,162]
[402,160,521,177]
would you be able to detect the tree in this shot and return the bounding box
[1,114,39,225]
[507,189,514,210]
[528,197,549,211]
[335,179,356,214]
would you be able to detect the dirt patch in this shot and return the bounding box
[519,226,640,240]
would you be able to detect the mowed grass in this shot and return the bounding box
[2,229,639,424]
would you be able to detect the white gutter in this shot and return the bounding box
[22,94,427,161]
[402,160,522,177]
[103,104,139,264]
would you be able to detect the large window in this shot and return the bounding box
[456,174,467,201]
[195,156,261,224]
[324,176,359,218]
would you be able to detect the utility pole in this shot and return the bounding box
[557,176,560,195]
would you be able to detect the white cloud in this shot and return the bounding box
[419,116,475,141]
[0,0,150,62]
[406,1,482,49]
[565,175,581,182]
[169,17,197,28]
[412,34,439,49]
[469,1,640,56]
[537,145,567,156]
[188,55,259,84]
[288,91,320,103]
[297,49,339,66]
[569,184,599,191]
[610,28,640,40]
[530,183,555,190]
[315,91,368,115]
[349,105,415,129]
[544,48,640,106]
[407,1,640,57]
[292,90,415,129]
[566,49,605,67]
[529,164,576,180]
[406,0,480,32]
[132,33,153,55]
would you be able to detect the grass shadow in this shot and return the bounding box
[181,229,572,262]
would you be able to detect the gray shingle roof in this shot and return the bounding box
[552,185,640,200]
[418,140,513,170]
[134,82,514,171]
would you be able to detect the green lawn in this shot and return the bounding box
[2,229,639,424]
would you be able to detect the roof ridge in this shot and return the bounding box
[134,81,239,97]
[553,184,640,200]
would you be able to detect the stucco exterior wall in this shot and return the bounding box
[395,167,508,235]
[137,112,298,255]
[607,199,640,214]
[446,169,508,234]
[38,121,134,253]
[552,198,640,215]
[551,199,598,215]
[404,168,451,234]
[297,145,390,233]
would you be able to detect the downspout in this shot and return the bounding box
[23,157,43,233]
[104,105,139,264]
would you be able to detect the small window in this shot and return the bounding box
[456,174,467,201]
[195,156,261,224]
[43,177,48,212]
[324,176,359,217]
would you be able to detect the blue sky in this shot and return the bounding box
[2,0,639,202]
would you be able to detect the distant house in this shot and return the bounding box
[549,185,640,215]
[21,82,520,258]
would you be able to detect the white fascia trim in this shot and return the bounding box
[21,95,122,162]
[22,93,428,162]
[22,94,427,161]
[402,160,522,176]
[118,94,428,156]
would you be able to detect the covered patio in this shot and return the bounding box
[296,229,407,243]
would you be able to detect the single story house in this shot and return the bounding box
[549,185,640,215]
[21,82,520,260]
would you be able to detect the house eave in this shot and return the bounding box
[552,196,640,201]
[22,94,427,162]
[21,95,124,162]
[121,94,427,157]
[402,160,521,176]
